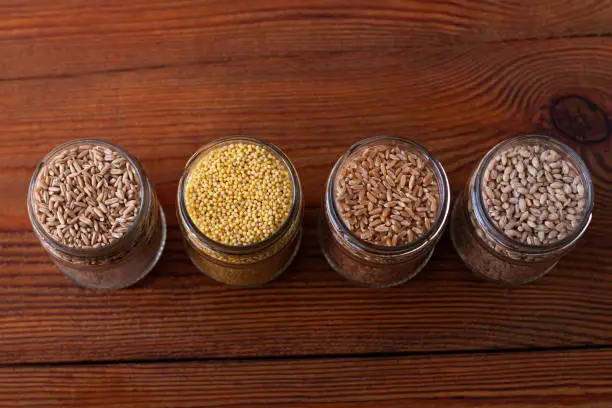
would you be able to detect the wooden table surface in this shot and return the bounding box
[2,1,612,406]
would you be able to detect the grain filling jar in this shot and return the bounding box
[27,139,167,290]
[177,136,303,287]
[320,136,451,287]
[450,135,594,285]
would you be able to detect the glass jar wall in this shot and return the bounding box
[319,136,451,287]
[27,139,167,290]
[450,135,594,285]
[177,136,303,287]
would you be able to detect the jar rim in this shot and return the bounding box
[177,136,302,255]
[471,134,594,255]
[325,135,451,256]
[27,138,151,258]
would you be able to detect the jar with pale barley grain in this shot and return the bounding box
[319,136,451,287]
[450,135,594,285]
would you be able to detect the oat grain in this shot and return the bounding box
[33,144,142,248]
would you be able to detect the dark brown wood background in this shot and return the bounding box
[1,0,611,406]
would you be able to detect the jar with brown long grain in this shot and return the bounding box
[319,136,451,287]
[27,139,167,290]
[450,135,594,285]
[177,136,303,287]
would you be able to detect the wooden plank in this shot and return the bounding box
[1,349,612,407]
[2,0,612,79]
[0,36,611,363]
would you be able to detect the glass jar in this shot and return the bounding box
[27,139,167,290]
[450,135,594,285]
[319,136,451,287]
[177,136,303,287]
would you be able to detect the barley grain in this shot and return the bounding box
[483,143,586,245]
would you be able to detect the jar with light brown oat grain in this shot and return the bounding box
[450,135,594,285]
[319,136,451,287]
[177,136,303,287]
[27,139,167,290]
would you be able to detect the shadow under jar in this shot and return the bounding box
[320,136,451,288]
[177,137,303,287]
[450,135,594,286]
[27,139,167,290]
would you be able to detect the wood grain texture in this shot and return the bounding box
[1,34,611,363]
[1,2,612,364]
[2,0,612,79]
[2,349,612,407]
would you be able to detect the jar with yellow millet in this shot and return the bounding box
[177,136,304,287]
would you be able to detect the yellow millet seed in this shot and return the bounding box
[185,143,293,246]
